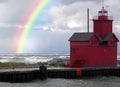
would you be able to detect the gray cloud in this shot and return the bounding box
[60,0,100,5]
[0,0,31,23]
[0,0,119,54]
[0,0,6,2]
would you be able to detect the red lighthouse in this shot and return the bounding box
[69,7,119,68]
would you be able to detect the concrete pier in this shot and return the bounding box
[0,68,39,83]
[0,67,120,83]
[47,67,120,79]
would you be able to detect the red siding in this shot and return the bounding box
[69,41,117,68]
[93,20,112,38]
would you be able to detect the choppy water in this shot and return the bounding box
[0,54,120,87]
[0,77,120,87]
[0,54,69,63]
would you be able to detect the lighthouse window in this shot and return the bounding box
[99,12,108,16]
[104,12,108,16]
[99,41,108,46]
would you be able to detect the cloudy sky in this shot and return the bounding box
[0,0,120,54]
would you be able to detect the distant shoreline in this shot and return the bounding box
[0,62,39,69]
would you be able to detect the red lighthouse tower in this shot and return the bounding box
[94,7,112,38]
[69,7,119,68]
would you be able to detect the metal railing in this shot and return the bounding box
[93,16,113,20]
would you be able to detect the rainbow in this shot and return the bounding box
[16,0,53,53]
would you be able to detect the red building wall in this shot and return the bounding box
[70,41,117,68]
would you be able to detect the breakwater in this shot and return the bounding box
[0,67,120,83]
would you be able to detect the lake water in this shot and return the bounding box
[0,54,69,63]
[0,77,120,87]
[0,54,120,87]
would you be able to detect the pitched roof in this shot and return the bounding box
[69,32,119,42]
[95,33,103,41]
[103,33,113,41]
[69,32,94,41]
[104,33,119,42]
